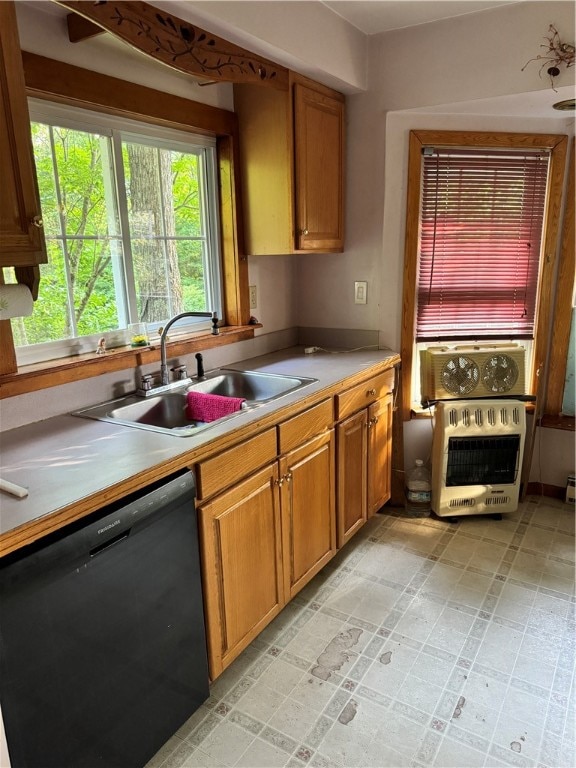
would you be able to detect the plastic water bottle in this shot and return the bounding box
[405,459,432,517]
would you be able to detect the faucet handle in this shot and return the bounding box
[171,364,188,381]
[140,373,154,391]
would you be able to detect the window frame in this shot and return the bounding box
[15,100,223,363]
[400,130,568,420]
[0,52,251,396]
[542,137,575,426]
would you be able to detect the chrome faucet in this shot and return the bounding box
[160,311,218,386]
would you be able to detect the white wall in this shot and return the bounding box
[298,0,576,341]
[296,1,575,489]
[15,1,233,109]
[157,0,368,93]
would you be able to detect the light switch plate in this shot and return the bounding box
[354,281,367,304]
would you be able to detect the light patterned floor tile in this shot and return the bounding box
[147,498,575,768]
[196,721,256,766]
[235,736,294,767]
[395,672,445,715]
[491,711,544,763]
[433,736,486,767]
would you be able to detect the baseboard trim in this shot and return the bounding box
[526,482,566,500]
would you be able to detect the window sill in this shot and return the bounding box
[540,413,575,431]
[410,399,536,419]
[0,324,261,399]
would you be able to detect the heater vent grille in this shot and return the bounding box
[449,498,477,508]
[486,496,512,506]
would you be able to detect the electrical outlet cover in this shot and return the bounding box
[354,281,367,304]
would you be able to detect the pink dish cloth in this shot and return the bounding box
[186,391,246,423]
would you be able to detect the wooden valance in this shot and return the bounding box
[54,0,289,89]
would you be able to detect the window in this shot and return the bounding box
[401,130,568,418]
[5,101,222,365]
[417,147,549,341]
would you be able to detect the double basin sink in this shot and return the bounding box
[73,369,317,437]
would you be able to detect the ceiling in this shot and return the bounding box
[320,0,522,35]
[20,0,574,116]
[28,0,524,35]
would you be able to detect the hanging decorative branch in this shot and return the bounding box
[522,24,575,91]
[54,0,289,89]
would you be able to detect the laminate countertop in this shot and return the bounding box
[0,346,400,554]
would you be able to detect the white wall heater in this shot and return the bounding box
[431,399,526,518]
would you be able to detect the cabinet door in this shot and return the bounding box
[198,463,284,679]
[280,430,336,600]
[293,83,344,252]
[0,2,46,266]
[368,394,393,516]
[336,410,367,547]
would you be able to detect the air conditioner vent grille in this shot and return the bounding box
[421,345,526,401]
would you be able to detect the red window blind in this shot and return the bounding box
[416,147,550,341]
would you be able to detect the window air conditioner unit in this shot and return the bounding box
[420,344,526,403]
[431,399,526,518]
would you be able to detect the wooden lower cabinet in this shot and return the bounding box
[368,393,393,516]
[198,428,335,679]
[337,410,368,547]
[280,430,336,600]
[197,375,395,680]
[337,393,394,546]
[198,463,284,680]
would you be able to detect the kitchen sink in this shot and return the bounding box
[72,369,317,436]
[187,369,316,402]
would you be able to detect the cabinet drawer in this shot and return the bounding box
[336,370,394,420]
[196,428,277,500]
[278,399,333,454]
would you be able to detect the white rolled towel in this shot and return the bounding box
[0,479,29,498]
[0,284,33,320]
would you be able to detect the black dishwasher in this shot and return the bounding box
[0,470,209,768]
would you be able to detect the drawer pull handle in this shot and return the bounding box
[274,477,284,487]
[367,388,376,396]
[284,473,293,483]
[32,215,44,228]
[370,416,379,426]
[300,228,309,236]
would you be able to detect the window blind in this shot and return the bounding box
[416,147,550,341]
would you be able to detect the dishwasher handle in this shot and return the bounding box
[90,529,131,557]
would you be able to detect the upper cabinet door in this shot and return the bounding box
[0,2,47,267]
[293,83,344,252]
[234,76,344,256]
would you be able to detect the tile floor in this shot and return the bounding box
[147,496,575,768]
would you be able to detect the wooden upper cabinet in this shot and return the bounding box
[234,74,344,255]
[293,83,344,252]
[0,2,47,267]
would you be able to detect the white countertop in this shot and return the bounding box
[0,346,399,550]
